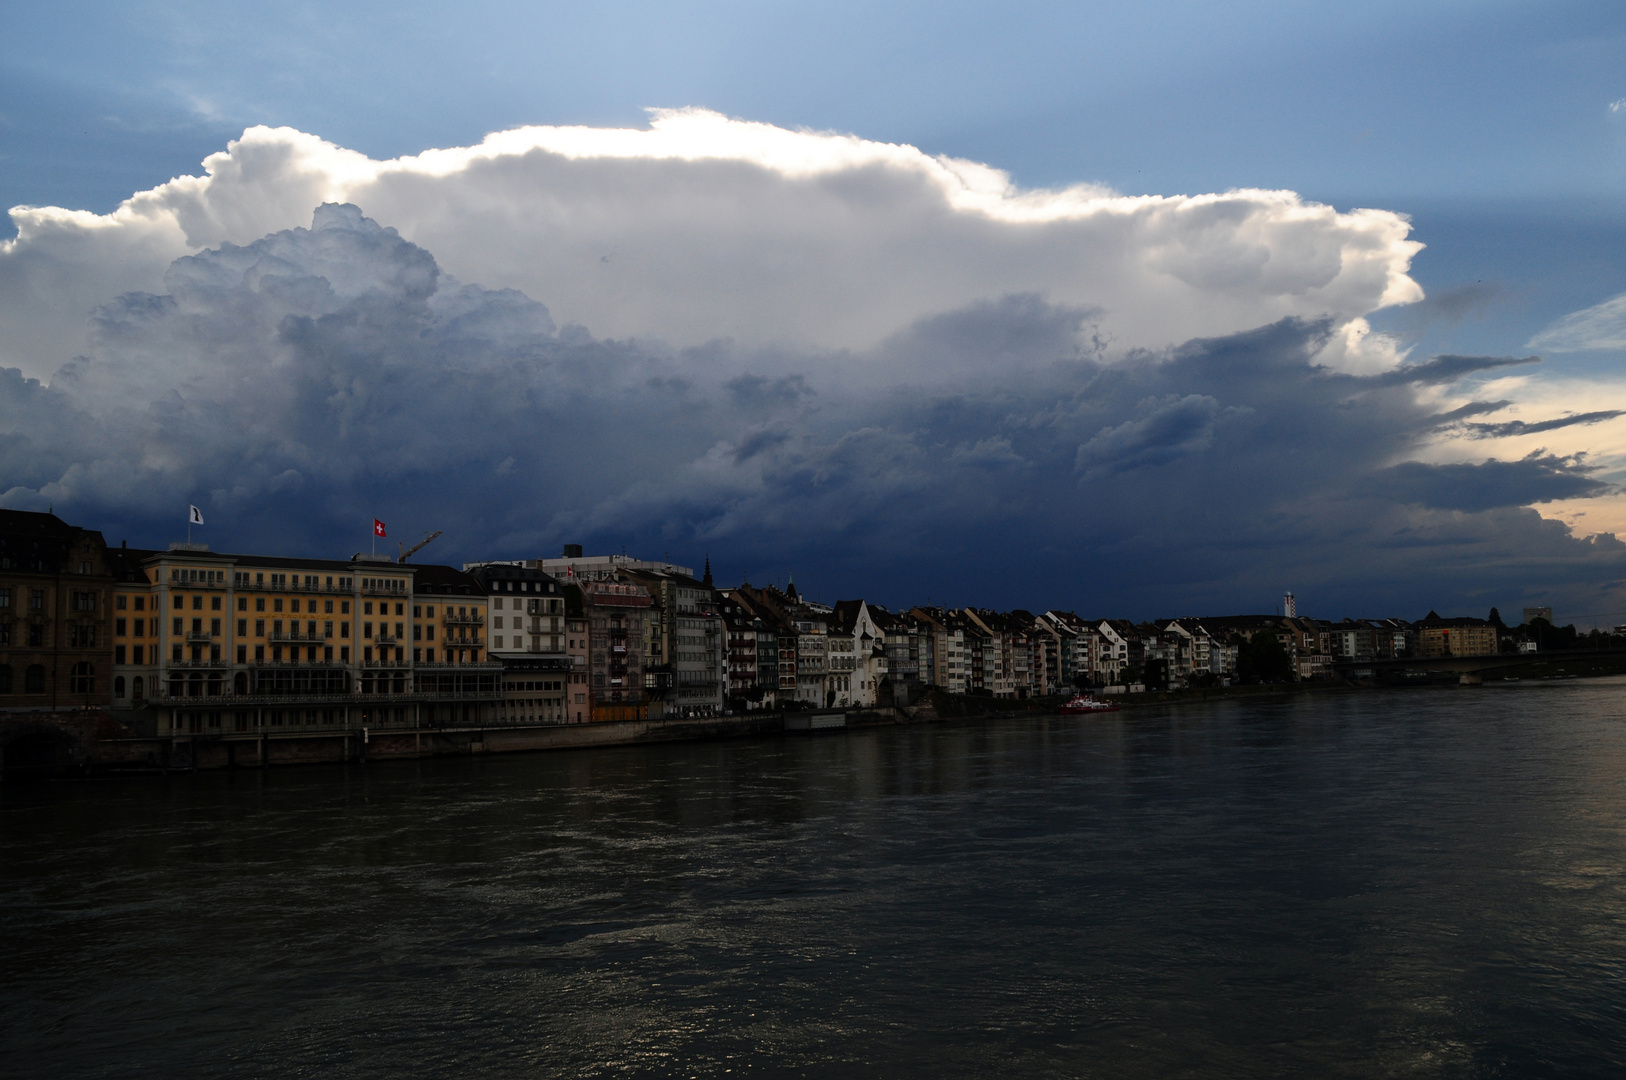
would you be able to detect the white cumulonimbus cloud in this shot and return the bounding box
[0,108,1422,379]
[5,112,1624,615]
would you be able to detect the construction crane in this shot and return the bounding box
[397,530,442,563]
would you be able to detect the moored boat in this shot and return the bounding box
[1060,693,1119,715]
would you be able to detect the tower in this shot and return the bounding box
[1283,591,1297,619]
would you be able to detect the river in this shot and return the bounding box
[4,680,1625,1077]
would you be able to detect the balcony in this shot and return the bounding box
[373,634,397,645]
[185,631,214,642]
[234,579,352,593]
[269,630,322,642]
[167,658,228,668]
[414,660,504,670]
[250,660,341,669]
[443,612,485,625]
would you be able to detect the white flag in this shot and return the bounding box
[188,505,204,525]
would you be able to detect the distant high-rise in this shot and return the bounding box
[1522,606,1554,625]
[1283,591,1297,619]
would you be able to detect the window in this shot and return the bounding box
[324,621,333,639]
[115,645,127,664]
[291,598,301,613]
[256,598,265,612]
[413,605,421,618]
[237,619,247,636]
[174,595,184,610]
[116,618,127,636]
[211,596,221,611]
[340,646,350,662]
[395,603,404,617]
[236,645,247,664]
[191,617,203,634]
[340,621,350,638]
[132,676,144,699]
[133,645,144,665]
[341,600,350,615]
[135,596,144,611]
[210,618,221,637]
[273,598,283,612]
[237,597,247,611]
[30,589,43,610]
[273,620,283,636]
[426,625,435,641]
[413,625,422,641]
[493,598,504,611]
[255,619,265,637]
[25,664,45,693]
[70,662,94,694]
[324,600,333,614]
[364,602,373,615]
[426,605,435,618]
[192,595,202,610]
[363,622,373,639]
[114,675,126,697]
[425,648,435,663]
[255,645,265,661]
[115,594,127,610]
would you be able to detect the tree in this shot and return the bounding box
[1143,657,1169,691]
[1488,607,1505,628]
[1237,631,1294,684]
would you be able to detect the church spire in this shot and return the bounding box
[702,555,713,587]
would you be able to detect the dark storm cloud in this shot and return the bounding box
[4,204,1623,617]
[1378,454,1611,512]
[1460,410,1626,439]
[1430,400,1513,424]
[1377,353,1541,386]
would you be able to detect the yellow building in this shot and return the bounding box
[1415,614,1499,658]
[108,544,500,738]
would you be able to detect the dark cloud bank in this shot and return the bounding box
[4,204,1623,618]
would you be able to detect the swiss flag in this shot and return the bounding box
[373,518,387,538]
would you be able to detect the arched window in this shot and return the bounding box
[114,676,126,698]
[25,664,45,693]
[70,662,94,694]
[187,672,203,698]
[132,676,145,700]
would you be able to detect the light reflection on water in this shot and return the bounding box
[4,681,1626,1077]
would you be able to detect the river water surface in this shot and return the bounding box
[4,682,1626,1078]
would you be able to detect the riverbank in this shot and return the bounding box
[10,655,1626,778]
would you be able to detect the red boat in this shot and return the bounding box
[1060,693,1119,715]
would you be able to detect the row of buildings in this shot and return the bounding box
[0,511,1541,737]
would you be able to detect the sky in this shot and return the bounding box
[4,1,1626,623]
